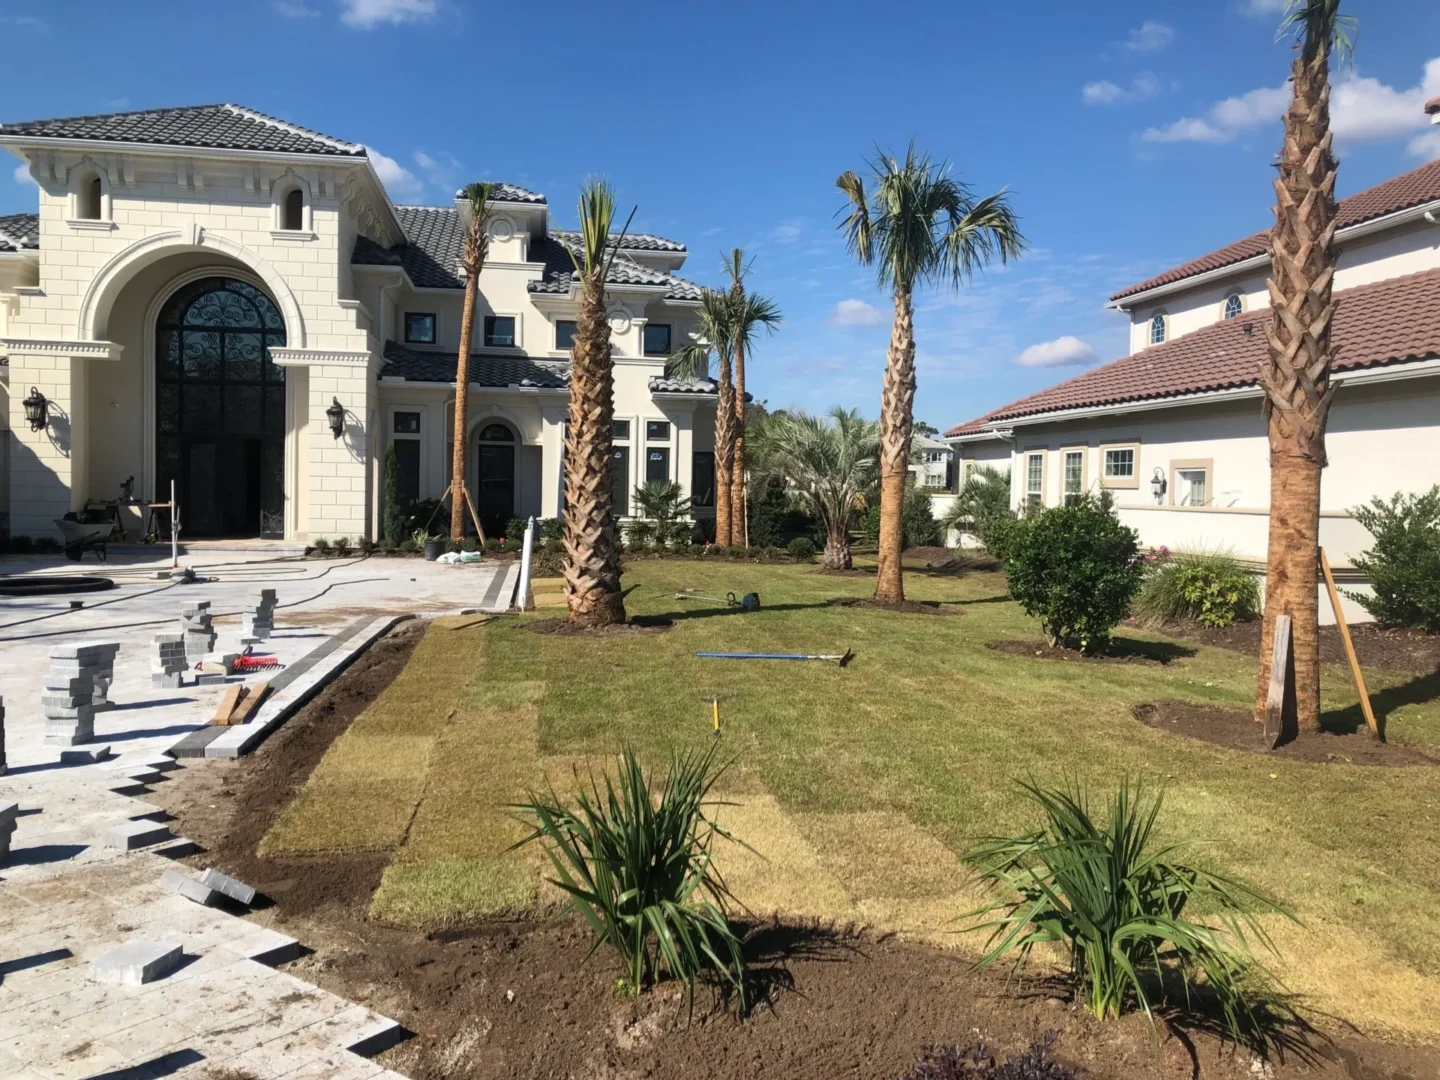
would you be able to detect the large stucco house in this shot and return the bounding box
[946,103,1440,617]
[0,104,721,544]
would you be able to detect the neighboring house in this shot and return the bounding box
[909,433,955,491]
[0,104,722,543]
[946,103,1440,620]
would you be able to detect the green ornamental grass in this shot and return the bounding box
[1133,549,1261,629]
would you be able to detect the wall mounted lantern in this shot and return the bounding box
[1150,467,1168,504]
[326,397,346,440]
[22,386,49,432]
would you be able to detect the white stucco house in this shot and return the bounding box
[946,105,1440,618]
[0,104,722,544]
[910,433,956,491]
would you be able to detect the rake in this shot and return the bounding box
[695,649,855,668]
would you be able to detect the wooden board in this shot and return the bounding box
[228,681,270,725]
[1263,614,1294,749]
[1320,548,1381,741]
[211,685,248,726]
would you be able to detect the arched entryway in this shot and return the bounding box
[475,421,516,537]
[155,277,287,538]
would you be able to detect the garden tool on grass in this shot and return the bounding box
[696,648,855,668]
[674,588,761,612]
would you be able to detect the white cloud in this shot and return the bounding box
[0,15,48,33]
[272,0,319,15]
[770,221,804,244]
[1013,336,1099,369]
[1083,73,1160,106]
[363,145,423,199]
[1143,84,1288,143]
[830,299,884,327]
[340,0,436,29]
[412,149,463,194]
[1240,0,1287,16]
[1411,129,1440,162]
[1124,21,1174,53]
[14,162,35,186]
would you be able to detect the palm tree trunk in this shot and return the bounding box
[874,289,916,603]
[1253,47,1339,732]
[729,330,747,548]
[713,352,735,546]
[823,528,852,571]
[563,269,626,626]
[449,273,479,542]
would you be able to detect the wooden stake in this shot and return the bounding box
[1320,548,1380,741]
[211,685,247,726]
[434,483,488,546]
[1264,613,1295,749]
[229,681,271,725]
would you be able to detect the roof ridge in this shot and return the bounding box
[219,104,363,153]
[1,102,230,128]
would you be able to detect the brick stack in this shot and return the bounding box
[90,642,121,712]
[0,801,16,866]
[241,588,277,643]
[180,602,216,663]
[151,632,188,689]
[43,643,106,746]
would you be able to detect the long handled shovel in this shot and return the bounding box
[696,649,854,668]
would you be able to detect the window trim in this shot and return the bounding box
[1023,447,1047,507]
[404,312,438,345]
[1222,293,1245,320]
[270,173,314,237]
[66,162,114,227]
[1147,311,1168,346]
[642,322,673,357]
[387,404,427,508]
[1060,446,1088,505]
[554,318,577,352]
[482,313,519,349]
[1169,458,1214,508]
[1099,441,1141,490]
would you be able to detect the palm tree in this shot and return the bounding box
[837,145,1024,602]
[940,465,1013,550]
[667,289,736,545]
[562,180,634,626]
[749,407,879,571]
[1253,1,1356,732]
[721,250,782,548]
[449,182,498,542]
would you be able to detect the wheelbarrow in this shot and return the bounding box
[56,510,120,561]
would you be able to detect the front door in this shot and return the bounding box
[475,422,516,538]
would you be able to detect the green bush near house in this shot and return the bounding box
[787,536,817,561]
[1348,487,1440,632]
[862,478,941,549]
[382,445,403,546]
[1133,549,1260,629]
[940,466,1014,556]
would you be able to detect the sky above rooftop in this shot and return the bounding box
[2,0,1438,430]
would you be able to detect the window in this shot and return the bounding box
[646,447,670,484]
[1223,293,1243,320]
[393,411,421,434]
[555,320,576,350]
[643,323,672,356]
[1100,443,1140,489]
[1025,452,1044,506]
[404,313,436,345]
[1148,313,1167,345]
[484,315,515,347]
[612,419,631,440]
[282,188,304,231]
[1062,450,1084,506]
[479,423,514,442]
[394,440,420,509]
[1104,448,1134,479]
[691,451,716,507]
[611,446,631,516]
[646,420,670,441]
[78,176,103,220]
[923,472,946,489]
[1176,468,1208,507]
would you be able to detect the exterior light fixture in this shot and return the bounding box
[1150,467,1167,504]
[22,386,49,432]
[326,397,346,440]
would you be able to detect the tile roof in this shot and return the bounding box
[947,266,1440,436]
[380,341,569,387]
[1428,96,1440,116]
[0,212,39,252]
[0,104,364,156]
[552,229,685,253]
[458,182,546,205]
[1111,158,1440,301]
[530,233,701,300]
[649,375,724,394]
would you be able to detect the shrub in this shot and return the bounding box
[533,544,564,577]
[1003,495,1142,653]
[1134,550,1260,628]
[762,545,784,560]
[382,445,402,545]
[332,536,353,557]
[34,536,62,554]
[708,544,730,558]
[632,481,693,553]
[898,1035,1077,1080]
[540,516,565,546]
[983,514,1022,564]
[311,537,331,556]
[377,537,397,556]
[510,745,748,1007]
[1348,487,1440,632]
[941,467,1014,554]
[357,536,379,557]
[688,543,706,557]
[625,520,657,552]
[787,536,817,561]
[6,535,34,555]
[403,497,446,538]
[862,479,942,549]
[965,781,1292,1044]
[504,517,529,545]
[460,537,480,553]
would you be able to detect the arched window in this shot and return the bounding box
[282,188,304,231]
[78,176,103,220]
[479,422,515,442]
[1148,312,1167,346]
[1223,293,1243,320]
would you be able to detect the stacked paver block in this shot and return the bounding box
[151,632,187,689]
[89,642,121,711]
[180,601,216,663]
[43,643,107,745]
[241,588,277,642]
[0,801,16,864]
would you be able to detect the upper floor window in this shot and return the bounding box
[1148,313,1167,346]
[393,411,421,434]
[646,420,671,442]
[1223,293,1243,320]
[555,320,577,350]
[612,419,631,440]
[404,313,436,345]
[643,323,672,357]
[282,188,304,231]
[78,176,103,220]
[484,315,515,348]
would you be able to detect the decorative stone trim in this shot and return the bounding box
[269,347,373,367]
[0,337,124,360]
[64,218,118,232]
[269,229,317,242]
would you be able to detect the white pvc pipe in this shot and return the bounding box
[170,479,179,567]
[514,515,536,612]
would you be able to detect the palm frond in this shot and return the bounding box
[748,407,879,539]
[665,288,733,380]
[1279,0,1356,63]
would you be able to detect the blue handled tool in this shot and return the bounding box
[696,648,854,668]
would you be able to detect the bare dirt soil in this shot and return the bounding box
[827,596,964,617]
[524,616,674,636]
[1144,618,1440,676]
[1133,700,1440,767]
[153,621,1440,1080]
[986,638,1196,666]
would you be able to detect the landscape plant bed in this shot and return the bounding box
[827,596,964,616]
[1143,617,1440,675]
[986,638,1195,665]
[1133,700,1440,766]
[525,615,674,636]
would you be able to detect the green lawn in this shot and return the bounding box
[265,557,1440,1040]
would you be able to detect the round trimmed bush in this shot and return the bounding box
[787,536,818,561]
[1134,549,1259,628]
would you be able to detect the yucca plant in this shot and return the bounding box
[963,781,1294,1044]
[511,745,749,1008]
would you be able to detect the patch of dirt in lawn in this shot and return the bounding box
[987,638,1195,665]
[1133,700,1440,766]
[1145,618,1440,675]
[817,565,875,576]
[826,597,964,616]
[524,615,673,636]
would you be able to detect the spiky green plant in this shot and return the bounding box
[964,781,1294,1043]
[511,745,749,1008]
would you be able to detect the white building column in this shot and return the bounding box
[540,404,566,518]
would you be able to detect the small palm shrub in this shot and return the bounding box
[964,781,1292,1043]
[1348,487,1440,632]
[310,537,331,556]
[898,1035,1077,1080]
[1004,494,1142,652]
[332,536,353,557]
[941,466,1014,554]
[787,536,817,560]
[357,536,379,556]
[511,746,748,1007]
[1134,550,1260,628]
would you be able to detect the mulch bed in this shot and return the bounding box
[1144,618,1440,675]
[827,597,964,617]
[903,547,1003,573]
[150,621,1440,1080]
[1133,700,1440,766]
[987,639,1195,666]
[525,616,674,636]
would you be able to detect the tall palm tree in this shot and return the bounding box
[721,250,782,548]
[749,407,879,570]
[1253,1,1356,732]
[449,182,498,542]
[667,289,736,545]
[837,145,1024,602]
[562,180,634,627]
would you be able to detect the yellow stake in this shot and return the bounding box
[711,697,720,733]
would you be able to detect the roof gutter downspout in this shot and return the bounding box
[371,275,403,543]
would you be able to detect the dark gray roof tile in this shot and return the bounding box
[381,341,569,387]
[552,228,684,253]
[0,212,39,252]
[0,104,364,156]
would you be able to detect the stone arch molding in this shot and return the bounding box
[78,226,306,346]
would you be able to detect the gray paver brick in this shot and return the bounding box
[100,819,174,850]
[162,869,220,906]
[91,941,184,985]
[200,867,257,906]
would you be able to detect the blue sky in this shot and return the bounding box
[3,0,1438,430]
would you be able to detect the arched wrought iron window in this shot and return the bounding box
[1148,312,1167,346]
[1223,293,1243,319]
